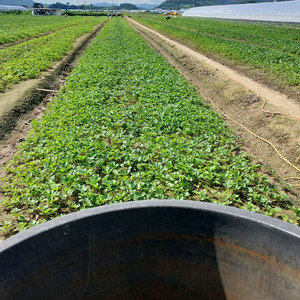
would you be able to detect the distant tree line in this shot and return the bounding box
[48,2,138,10]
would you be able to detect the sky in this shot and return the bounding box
[40,0,163,4]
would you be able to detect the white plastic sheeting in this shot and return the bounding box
[183,1,300,23]
[0,5,28,11]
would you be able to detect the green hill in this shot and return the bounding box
[158,0,290,10]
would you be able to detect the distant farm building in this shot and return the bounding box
[31,8,62,16]
[183,1,300,23]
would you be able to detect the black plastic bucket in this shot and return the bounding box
[1,200,300,299]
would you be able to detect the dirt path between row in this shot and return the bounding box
[127,18,300,200]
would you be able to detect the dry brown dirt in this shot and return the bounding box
[127,18,300,201]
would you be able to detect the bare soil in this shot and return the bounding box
[127,18,300,200]
[0,20,108,240]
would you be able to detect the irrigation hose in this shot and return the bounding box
[228,76,300,185]
[194,47,300,185]
[261,96,300,121]
[231,77,300,121]
[197,90,300,187]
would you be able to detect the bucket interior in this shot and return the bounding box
[1,202,299,299]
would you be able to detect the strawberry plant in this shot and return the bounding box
[133,15,300,87]
[2,18,298,233]
[0,17,106,91]
[0,15,96,45]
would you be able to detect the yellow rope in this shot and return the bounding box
[233,76,300,121]
[226,78,300,185]
[197,90,300,186]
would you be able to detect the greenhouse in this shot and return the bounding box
[182,1,300,23]
[0,5,28,11]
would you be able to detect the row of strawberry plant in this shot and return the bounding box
[1,17,297,233]
[142,15,300,55]
[0,17,106,91]
[133,15,300,87]
[0,15,94,45]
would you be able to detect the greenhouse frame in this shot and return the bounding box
[0,5,28,11]
[183,1,300,23]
